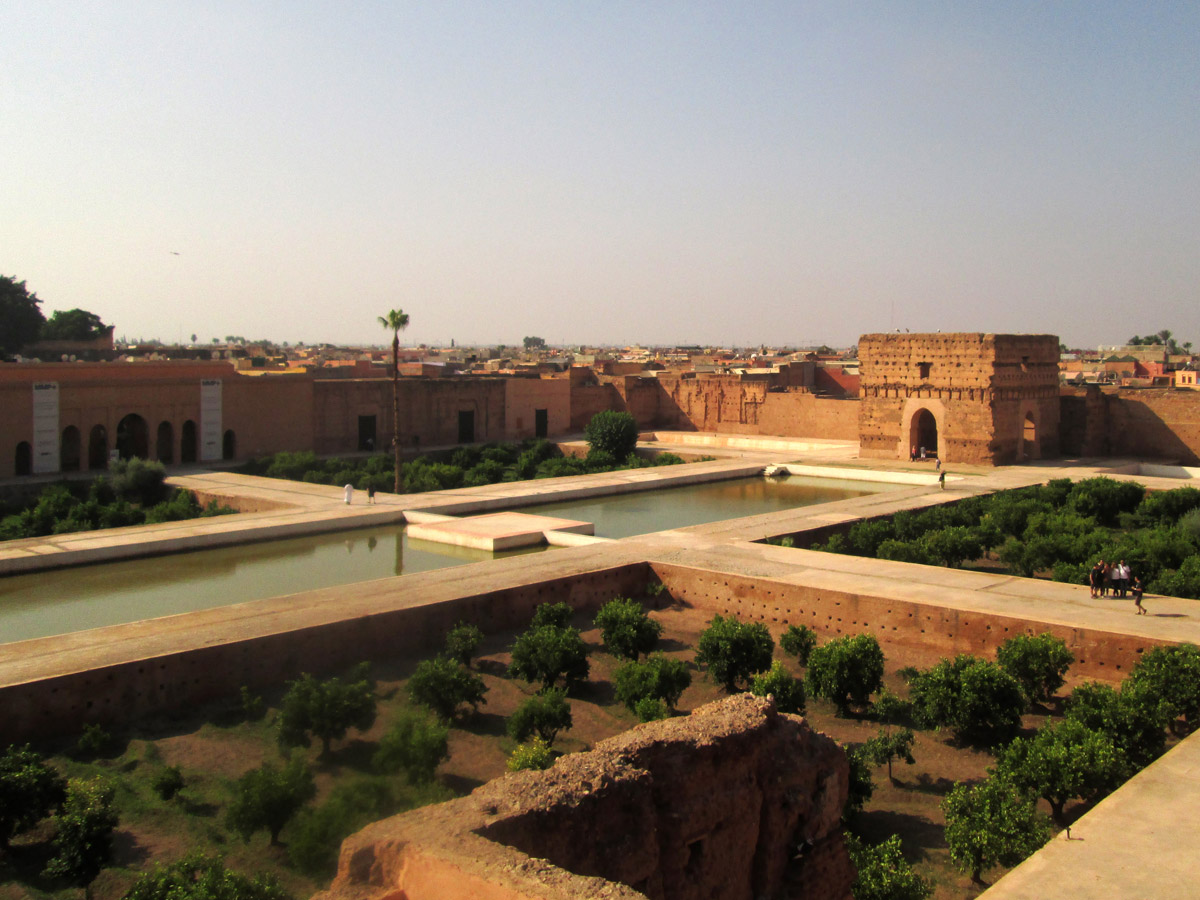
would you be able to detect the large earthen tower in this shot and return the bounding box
[858,332,1061,465]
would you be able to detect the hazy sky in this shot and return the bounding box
[4,2,1198,349]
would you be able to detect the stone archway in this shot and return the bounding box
[909,408,939,460]
[61,426,82,472]
[156,421,174,464]
[181,420,198,464]
[88,425,109,470]
[15,442,33,476]
[116,414,150,460]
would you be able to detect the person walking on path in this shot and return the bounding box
[343,483,354,505]
[367,484,376,505]
[1089,560,1103,598]
[938,471,946,490]
[1132,577,1146,614]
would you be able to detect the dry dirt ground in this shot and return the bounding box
[1,602,1121,900]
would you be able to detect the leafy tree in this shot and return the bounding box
[844,745,875,820]
[806,633,885,715]
[919,526,983,567]
[584,410,639,460]
[845,833,932,900]
[862,727,916,785]
[613,654,692,712]
[780,624,817,666]
[942,776,1051,883]
[695,615,774,692]
[43,777,118,885]
[909,655,1026,746]
[378,308,410,492]
[634,697,669,721]
[507,688,573,745]
[151,766,184,801]
[750,661,806,714]
[870,688,913,726]
[0,275,45,356]
[373,709,450,783]
[593,597,663,660]
[1124,643,1200,733]
[41,308,110,341]
[1153,556,1200,600]
[994,719,1129,824]
[507,737,554,772]
[444,622,484,666]
[0,744,66,849]
[408,657,488,720]
[1066,478,1145,527]
[1065,681,1166,769]
[522,335,546,350]
[277,665,377,757]
[530,601,575,630]
[227,754,315,845]
[123,853,291,900]
[508,625,590,692]
[996,632,1075,705]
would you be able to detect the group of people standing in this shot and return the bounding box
[1090,558,1146,614]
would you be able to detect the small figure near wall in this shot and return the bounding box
[1132,577,1146,615]
[344,483,354,505]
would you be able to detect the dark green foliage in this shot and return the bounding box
[277,664,377,757]
[408,657,488,720]
[943,776,1051,882]
[994,719,1129,823]
[862,727,916,785]
[0,744,67,848]
[613,654,693,712]
[151,766,184,801]
[530,601,574,630]
[108,457,169,506]
[373,709,450,783]
[996,632,1074,705]
[76,723,115,759]
[634,697,670,722]
[1125,642,1200,732]
[1065,681,1166,769]
[593,597,663,660]
[1135,486,1200,525]
[1066,478,1145,527]
[584,410,639,460]
[779,624,817,666]
[875,538,931,565]
[0,275,45,356]
[1153,556,1200,599]
[444,621,484,666]
[240,686,266,721]
[844,745,875,820]
[227,754,315,844]
[43,777,118,885]
[870,689,913,726]
[41,308,109,341]
[507,688,573,744]
[750,661,806,714]
[845,833,933,900]
[920,526,983,568]
[123,853,291,900]
[806,633,885,715]
[695,615,774,692]
[909,656,1026,746]
[508,622,591,691]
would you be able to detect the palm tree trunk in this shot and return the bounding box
[392,334,401,493]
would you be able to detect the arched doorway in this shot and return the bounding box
[910,408,939,459]
[88,425,109,470]
[181,420,198,464]
[222,429,236,461]
[15,442,32,476]
[116,414,149,460]
[156,421,174,464]
[61,426,82,472]
[1022,413,1037,461]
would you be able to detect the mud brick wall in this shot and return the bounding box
[1104,390,1200,465]
[652,563,1167,680]
[858,333,1060,465]
[758,393,860,440]
[318,695,853,900]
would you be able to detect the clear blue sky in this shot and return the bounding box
[3,2,1198,349]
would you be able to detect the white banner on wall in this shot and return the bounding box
[31,382,60,474]
[200,379,222,461]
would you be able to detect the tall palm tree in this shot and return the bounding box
[378,309,409,492]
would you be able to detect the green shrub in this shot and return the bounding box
[995,632,1074,705]
[530,601,574,630]
[0,744,67,848]
[76,723,115,759]
[612,654,692,712]
[277,665,377,757]
[507,688,573,745]
[909,655,1027,746]
[508,625,590,692]
[943,776,1050,883]
[373,709,449,783]
[584,411,639,460]
[408,657,488,721]
[634,697,670,722]
[227,754,315,845]
[123,853,291,900]
[750,661,806,714]
[779,624,817,666]
[43,777,118,885]
[444,622,484,666]
[1125,642,1200,732]
[806,633,884,715]
[151,766,184,801]
[507,738,554,772]
[593,597,663,660]
[695,615,774,692]
[845,833,932,900]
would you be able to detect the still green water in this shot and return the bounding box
[0,475,892,644]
